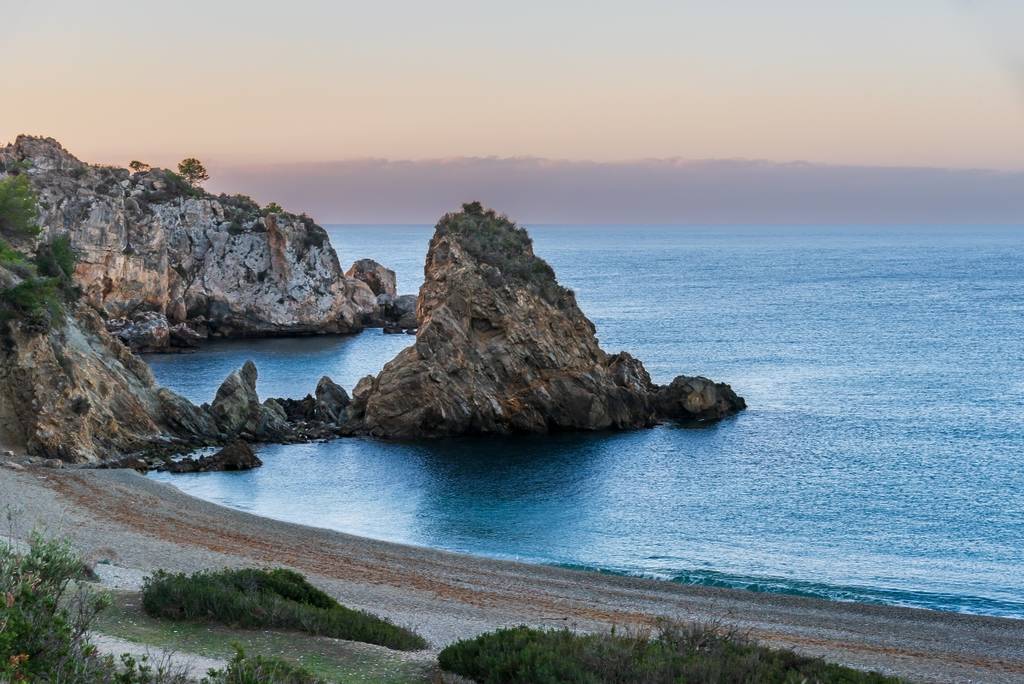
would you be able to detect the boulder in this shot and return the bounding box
[209,361,292,440]
[654,376,746,422]
[163,440,262,473]
[106,311,170,351]
[314,376,349,424]
[352,202,745,438]
[346,259,397,297]
[169,323,204,348]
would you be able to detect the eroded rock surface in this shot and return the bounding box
[0,274,207,462]
[346,259,396,297]
[350,203,745,438]
[0,136,376,339]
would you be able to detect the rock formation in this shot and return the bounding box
[161,440,261,473]
[0,135,377,340]
[349,203,744,438]
[0,268,207,462]
[346,259,396,297]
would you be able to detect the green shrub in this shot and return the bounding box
[437,623,904,684]
[0,174,40,239]
[142,568,426,651]
[0,276,64,331]
[438,203,564,305]
[201,645,325,684]
[0,533,193,683]
[35,234,78,280]
[261,202,283,216]
[0,237,27,266]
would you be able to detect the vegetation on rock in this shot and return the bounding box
[438,623,904,684]
[202,646,327,684]
[0,174,39,239]
[177,158,209,187]
[438,201,563,305]
[141,568,427,651]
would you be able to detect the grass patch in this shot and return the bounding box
[141,568,427,652]
[438,622,905,684]
[95,590,434,683]
[203,645,326,684]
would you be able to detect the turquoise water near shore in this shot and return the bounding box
[147,225,1024,619]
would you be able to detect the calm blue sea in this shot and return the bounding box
[146,225,1024,619]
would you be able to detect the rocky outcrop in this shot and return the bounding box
[161,440,261,473]
[349,203,744,438]
[0,136,377,339]
[346,259,396,297]
[209,360,292,441]
[0,271,208,462]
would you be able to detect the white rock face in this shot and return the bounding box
[0,136,376,337]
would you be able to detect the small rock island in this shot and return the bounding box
[346,202,745,438]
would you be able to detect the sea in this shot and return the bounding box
[146,224,1024,619]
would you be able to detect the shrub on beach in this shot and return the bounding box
[0,533,190,683]
[437,621,904,684]
[201,645,326,684]
[141,567,427,652]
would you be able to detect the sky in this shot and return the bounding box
[3,0,1023,222]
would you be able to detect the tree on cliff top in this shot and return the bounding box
[128,160,151,173]
[177,158,209,187]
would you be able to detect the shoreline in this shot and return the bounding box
[151,469,1024,622]
[3,466,1023,683]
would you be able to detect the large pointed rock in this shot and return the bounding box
[210,360,292,440]
[352,202,744,438]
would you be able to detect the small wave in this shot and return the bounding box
[554,563,1024,619]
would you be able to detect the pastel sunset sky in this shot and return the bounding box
[4,1,1023,222]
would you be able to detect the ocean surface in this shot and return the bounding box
[147,224,1024,619]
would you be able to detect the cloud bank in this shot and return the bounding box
[210,158,1024,225]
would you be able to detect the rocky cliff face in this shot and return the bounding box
[349,203,744,438]
[0,264,206,462]
[0,136,377,340]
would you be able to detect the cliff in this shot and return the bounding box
[349,203,744,438]
[0,136,377,340]
[0,262,208,461]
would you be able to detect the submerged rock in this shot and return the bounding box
[163,440,262,473]
[351,202,744,438]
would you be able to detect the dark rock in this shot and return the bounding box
[164,440,261,473]
[210,361,292,440]
[314,376,349,424]
[169,323,204,348]
[654,376,746,423]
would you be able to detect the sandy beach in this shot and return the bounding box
[2,465,1022,684]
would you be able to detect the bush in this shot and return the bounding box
[261,202,283,216]
[0,533,191,683]
[142,568,426,651]
[35,234,78,281]
[0,174,40,239]
[437,622,904,684]
[0,276,65,331]
[438,203,564,305]
[201,645,325,684]
[0,237,26,266]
